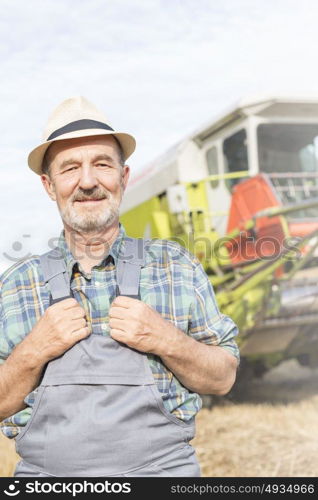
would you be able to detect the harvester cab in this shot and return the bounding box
[120,95,318,376]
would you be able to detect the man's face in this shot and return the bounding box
[41,135,130,234]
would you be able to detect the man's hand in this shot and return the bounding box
[27,298,91,364]
[0,298,91,421]
[109,295,238,396]
[109,295,178,355]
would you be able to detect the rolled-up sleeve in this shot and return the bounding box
[0,291,9,365]
[189,260,240,362]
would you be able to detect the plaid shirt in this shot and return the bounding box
[0,223,239,438]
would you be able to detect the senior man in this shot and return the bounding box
[0,97,239,477]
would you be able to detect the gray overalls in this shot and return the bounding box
[14,238,201,477]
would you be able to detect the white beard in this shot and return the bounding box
[58,193,120,233]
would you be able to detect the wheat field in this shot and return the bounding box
[0,432,19,477]
[193,397,318,477]
[1,361,318,477]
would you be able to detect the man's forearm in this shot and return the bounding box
[0,336,45,421]
[158,325,238,395]
[0,297,92,422]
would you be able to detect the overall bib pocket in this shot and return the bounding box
[15,386,46,444]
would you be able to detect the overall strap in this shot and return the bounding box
[40,237,149,303]
[39,247,71,304]
[116,237,148,299]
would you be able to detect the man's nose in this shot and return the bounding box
[78,165,98,189]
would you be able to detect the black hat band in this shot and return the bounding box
[47,119,114,141]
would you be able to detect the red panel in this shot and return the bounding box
[225,174,318,265]
[226,175,284,265]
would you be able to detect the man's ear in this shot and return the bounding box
[121,165,130,193]
[41,174,56,201]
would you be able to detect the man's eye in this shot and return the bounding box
[63,167,77,173]
[97,163,111,168]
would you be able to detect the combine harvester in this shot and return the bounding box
[120,96,318,378]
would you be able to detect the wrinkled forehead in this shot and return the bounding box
[46,134,121,165]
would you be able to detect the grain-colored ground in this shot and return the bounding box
[0,433,19,477]
[1,360,318,477]
[193,396,318,477]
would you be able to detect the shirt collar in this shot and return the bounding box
[57,223,127,277]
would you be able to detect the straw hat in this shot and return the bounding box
[28,96,136,175]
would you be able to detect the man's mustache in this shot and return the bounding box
[72,190,110,202]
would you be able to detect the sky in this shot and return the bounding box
[2,0,318,272]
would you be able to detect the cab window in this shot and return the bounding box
[223,129,248,192]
